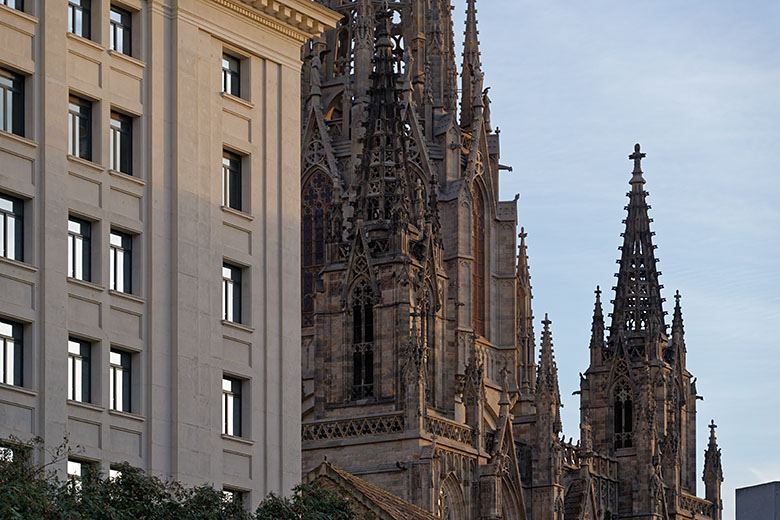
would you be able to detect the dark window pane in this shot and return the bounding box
[221,54,240,97]
[110,6,132,55]
[110,113,132,174]
[0,68,24,137]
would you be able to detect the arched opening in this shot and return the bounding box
[351,280,375,400]
[439,473,466,520]
[301,170,332,327]
[471,183,486,337]
[614,379,633,449]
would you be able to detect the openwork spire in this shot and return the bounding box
[352,10,412,227]
[460,0,483,128]
[608,144,666,359]
[536,315,561,409]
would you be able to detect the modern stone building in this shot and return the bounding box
[736,481,780,520]
[0,0,337,507]
[299,1,724,519]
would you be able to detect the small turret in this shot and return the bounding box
[703,420,724,520]
[668,289,687,366]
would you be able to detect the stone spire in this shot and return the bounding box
[460,0,483,128]
[536,314,561,433]
[517,228,536,395]
[589,285,605,365]
[703,420,724,520]
[668,289,687,365]
[353,0,374,98]
[352,9,412,229]
[608,143,666,359]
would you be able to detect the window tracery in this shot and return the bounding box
[614,379,633,449]
[471,184,486,336]
[302,170,332,327]
[351,280,375,400]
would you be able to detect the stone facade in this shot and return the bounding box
[0,0,338,508]
[299,1,724,519]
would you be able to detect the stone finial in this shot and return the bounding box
[629,143,646,184]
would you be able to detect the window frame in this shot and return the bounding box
[350,281,375,401]
[109,5,132,56]
[0,319,23,387]
[221,376,242,437]
[109,230,132,293]
[221,54,241,98]
[109,349,132,413]
[68,95,92,161]
[67,338,91,403]
[221,151,242,211]
[222,263,242,324]
[110,111,133,175]
[0,193,23,262]
[67,217,92,282]
[0,68,24,137]
[68,0,92,40]
[0,0,24,12]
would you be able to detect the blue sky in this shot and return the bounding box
[451,1,780,518]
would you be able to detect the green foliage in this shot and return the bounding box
[0,438,360,520]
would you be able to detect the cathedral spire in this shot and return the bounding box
[703,420,724,520]
[460,0,483,128]
[590,286,605,365]
[608,143,666,359]
[536,314,562,432]
[517,228,536,395]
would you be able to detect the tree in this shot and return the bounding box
[0,438,362,519]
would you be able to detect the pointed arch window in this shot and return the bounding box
[471,184,486,336]
[351,280,375,400]
[301,171,332,327]
[614,380,633,449]
[420,286,435,405]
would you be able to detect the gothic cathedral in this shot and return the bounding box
[299,2,724,519]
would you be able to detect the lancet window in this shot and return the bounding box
[614,380,633,449]
[420,286,435,404]
[301,171,332,327]
[471,184,486,336]
[351,280,375,400]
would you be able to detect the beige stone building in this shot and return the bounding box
[0,0,337,507]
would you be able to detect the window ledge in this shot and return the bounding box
[221,320,255,333]
[0,381,37,397]
[109,290,145,304]
[221,206,254,222]
[68,154,104,173]
[109,169,145,186]
[0,4,38,25]
[67,400,104,413]
[221,434,254,446]
[67,277,106,292]
[108,409,145,422]
[220,92,254,109]
[0,256,37,273]
[108,49,146,69]
[0,129,37,148]
[66,31,104,52]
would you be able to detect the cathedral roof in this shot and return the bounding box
[304,460,438,520]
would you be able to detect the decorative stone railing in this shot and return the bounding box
[302,413,404,442]
[423,415,474,446]
[679,493,714,518]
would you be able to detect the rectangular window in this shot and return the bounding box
[222,263,242,323]
[0,193,23,262]
[68,217,91,281]
[68,96,92,160]
[109,349,131,412]
[221,151,242,211]
[221,54,240,97]
[67,459,95,489]
[109,230,132,293]
[221,376,242,437]
[0,68,24,137]
[68,0,91,39]
[110,112,132,175]
[109,6,132,55]
[67,338,91,403]
[0,445,14,462]
[0,319,22,387]
[223,488,245,506]
[1,1,24,12]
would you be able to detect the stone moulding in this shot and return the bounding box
[215,0,342,42]
[302,413,405,442]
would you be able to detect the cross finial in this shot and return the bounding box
[542,313,551,330]
[595,285,602,300]
[519,227,527,241]
[675,289,682,305]
[708,420,718,441]
[629,143,646,173]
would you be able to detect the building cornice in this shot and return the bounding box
[212,0,341,42]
